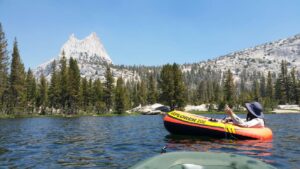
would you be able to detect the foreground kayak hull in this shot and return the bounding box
[164,111,273,140]
[130,151,276,169]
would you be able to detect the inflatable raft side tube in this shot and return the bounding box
[164,118,254,140]
[164,111,273,140]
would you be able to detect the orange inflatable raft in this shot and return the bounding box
[164,111,273,140]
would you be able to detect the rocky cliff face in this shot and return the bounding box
[35,33,139,82]
[185,34,300,78]
[35,32,300,83]
[60,32,112,64]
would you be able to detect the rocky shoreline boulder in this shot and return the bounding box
[127,103,170,115]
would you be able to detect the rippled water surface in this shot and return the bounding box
[0,114,299,168]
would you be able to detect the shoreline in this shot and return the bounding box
[188,110,276,115]
[0,110,281,119]
[0,112,141,119]
[1,106,299,119]
[271,109,300,114]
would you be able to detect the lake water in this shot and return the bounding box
[0,114,299,168]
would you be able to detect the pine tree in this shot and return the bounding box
[103,66,114,112]
[297,79,300,105]
[213,81,221,104]
[266,71,273,99]
[9,39,26,114]
[275,78,283,104]
[124,83,130,109]
[67,57,80,114]
[138,80,147,106]
[290,67,299,104]
[207,80,214,102]
[264,71,277,109]
[132,82,140,107]
[147,73,157,104]
[173,63,186,109]
[240,76,246,94]
[253,79,260,101]
[48,61,60,110]
[279,60,291,104]
[87,78,93,111]
[80,77,89,111]
[36,74,48,114]
[125,81,135,108]
[25,69,37,113]
[286,75,292,103]
[59,52,68,113]
[159,63,186,110]
[260,75,266,98]
[197,81,207,103]
[91,79,100,104]
[159,64,175,109]
[223,69,235,106]
[0,23,9,113]
[114,77,127,114]
[93,79,105,114]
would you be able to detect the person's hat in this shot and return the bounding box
[245,102,264,119]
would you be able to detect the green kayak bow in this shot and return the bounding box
[130,151,276,169]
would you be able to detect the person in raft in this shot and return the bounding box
[224,102,265,128]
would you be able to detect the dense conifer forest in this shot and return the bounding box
[0,23,299,116]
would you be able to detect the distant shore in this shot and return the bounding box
[0,110,277,119]
[188,110,276,115]
[271,109,300,114]
[0,112,141,119]
[1,105,299,119]
[271,105,300,114]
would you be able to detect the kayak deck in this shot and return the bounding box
[130,151,276,169]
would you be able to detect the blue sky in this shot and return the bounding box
[1,0,300,69]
